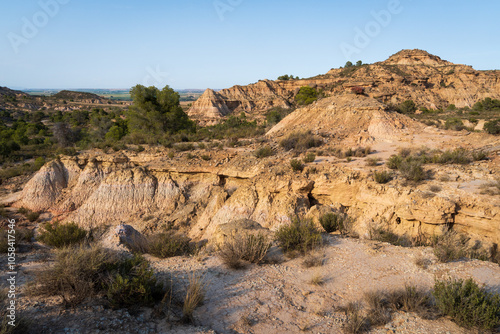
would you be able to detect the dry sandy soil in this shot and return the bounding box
[3,233,500,334]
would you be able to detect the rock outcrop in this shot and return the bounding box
[11,145,500,250]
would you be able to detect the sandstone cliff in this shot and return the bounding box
[188,49,500,125]
[11,141,500,250]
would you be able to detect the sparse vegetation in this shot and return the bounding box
[341,302,369,334]
[433,278,500,330]
[254,146,274,158]
[365,157,379,166]
[290,159,304,172]
[280,131,322,152]
[319,212,348,234]
[37,221,87,248]
[309,271,325,286]
[398,160,426,182]
[145,231,192,258]
[182,274,205,322]
[303,152,316,163]
[217,233,271,269]
[275,217,322,256]
[373,171,392,184]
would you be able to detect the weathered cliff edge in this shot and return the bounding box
[12,150,500,249]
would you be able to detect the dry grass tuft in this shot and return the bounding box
[217,232,271,269]
[182,274,205,323]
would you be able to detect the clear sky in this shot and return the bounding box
[1,0,499,90]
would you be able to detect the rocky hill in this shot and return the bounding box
[188,49,500,125]
[52,90,108,104]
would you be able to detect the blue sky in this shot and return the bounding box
[1,0,499,90]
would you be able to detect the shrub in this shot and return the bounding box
[364,291,392,327]
[432,232,468,262]
[201,154,211,161]
[217,233,271,269]
[386,285,432,317]
[38,221,87,248]
[365,157,379,166]
[444,117,465,131]
[290,159,304,172]
[484,119,500,135]
[399,160,426,182]
[26,211,40,222]
[341,302,369,334]
[351,86,365,95]
[295,86,321,105]
[275,217,322,256]
[280,132,322,152]
[386,155,402,169]
[373,171,392,184]
[107,254,165,309]
[174,143,195,151]
[433,278,500,330]
[146,232,192,258]
[254,146,274,159]
[34,245,119,306]
[319,213,348,233]
[303,152,316,163]
[435,148,471,164]
[396,100,417,114]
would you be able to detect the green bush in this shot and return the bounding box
[303,152,316,163]
[290,159,304,172]
[38,221,87,248]
[435,148,471,164]
[433,278,500,330]
[34,245,165,309]
[444,118,465,131]
[34,245,119,306]
[386,155,403,169]
[254,146,274,159]
[373,171,392,184]
[295,86,322,106]
[107,255,165,309]
[395,100,417,114]
[275,217,322,256]
[484,119,500,135]
[319,213,348,233]
[399,160,426,182]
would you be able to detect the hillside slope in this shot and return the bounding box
[188,49,500,125]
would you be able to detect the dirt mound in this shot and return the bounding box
[267,94,422,145]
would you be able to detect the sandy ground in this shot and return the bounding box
[5,235,500,333]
